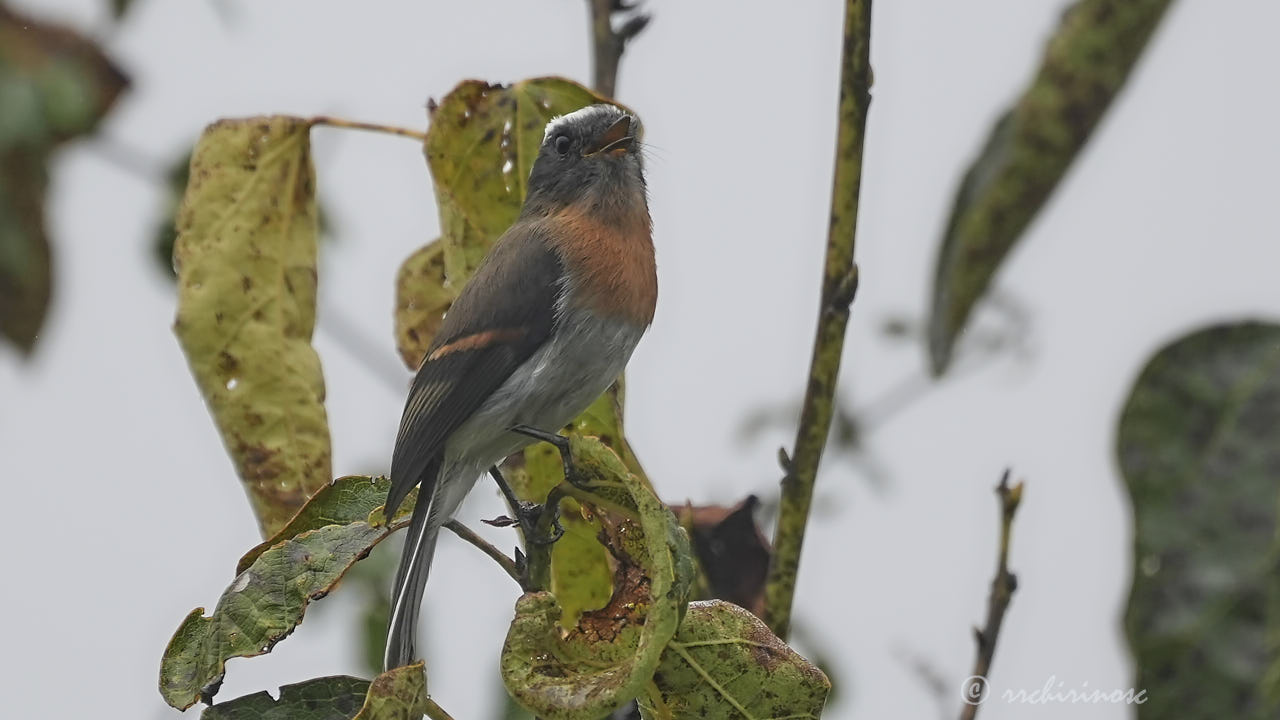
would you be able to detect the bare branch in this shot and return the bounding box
[958,470,1024,720]
[587,0,651,97]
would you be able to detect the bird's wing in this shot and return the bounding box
[384,225,563,518]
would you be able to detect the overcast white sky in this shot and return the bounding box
[2,1,1278,718]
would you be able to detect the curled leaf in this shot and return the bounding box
[928,0,1174,374]
[500,436,694,719]
[641,600,831,719]
[1118,321,1280,718]
[173,116,331,537]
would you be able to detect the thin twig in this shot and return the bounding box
[443,520,522,586]
[310,115,426,142]
[762,0,873,641]
[587,0,651,98]
[958,470,1024,720]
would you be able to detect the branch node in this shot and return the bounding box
[617,13,651,42]
[777,446,793,472]
[830,261,861,309]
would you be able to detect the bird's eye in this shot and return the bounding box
[554,134,571,156]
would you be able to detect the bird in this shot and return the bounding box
[381,103,656,670]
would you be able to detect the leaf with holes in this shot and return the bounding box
[500,436,695,719]
[160,506,414,709]
[640,600,830,719]
[1118,321,1280,718]
[173,116,331,538]
[928,0,1174,375]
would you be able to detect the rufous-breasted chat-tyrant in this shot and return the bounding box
[382,104,656,670]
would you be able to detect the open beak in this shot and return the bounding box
[585,115,635,156]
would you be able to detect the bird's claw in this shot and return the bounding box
[512,499,564,546]
[510,424,576,485]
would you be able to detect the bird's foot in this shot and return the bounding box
[510,424,577,485]
[487,465,564,546]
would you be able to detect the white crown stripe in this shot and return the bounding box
[542,104,623,141]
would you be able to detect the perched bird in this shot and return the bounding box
[382,104,656,670]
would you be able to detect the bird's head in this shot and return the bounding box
[523,104,647,218]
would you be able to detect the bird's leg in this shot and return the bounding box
[510,424,576,485]
[488,465,563,546]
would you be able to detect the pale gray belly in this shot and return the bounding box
[441,307,646,484]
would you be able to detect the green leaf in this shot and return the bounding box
[352,663,429,720]
[173,116,332,538]
[196,664,432,720]
[159,500,414,710]
[237,475,414,574]
[500,436,695,720]
[639,600,830,719]
[201,676,371,720]
[928,0,1174,375]
[0,6,127,353]
[1117,321,1280,718]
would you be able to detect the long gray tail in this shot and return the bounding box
[384,482,442,670]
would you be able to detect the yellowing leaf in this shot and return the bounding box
[425,77,608,283]
[173,116,330,538]
[393,238,456,369]
[394,77,613,365]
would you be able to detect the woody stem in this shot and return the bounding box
[762,0,873,641]
[586,0,651,99]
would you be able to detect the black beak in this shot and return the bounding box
[585,115,635,156]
